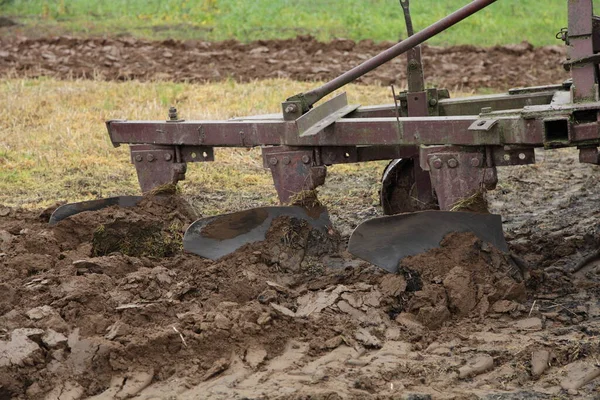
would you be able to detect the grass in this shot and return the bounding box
[0,78,402,220]
[2,0,598,47]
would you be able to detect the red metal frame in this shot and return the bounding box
[105,0,600,212]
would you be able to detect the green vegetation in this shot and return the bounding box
[2,0,599,46]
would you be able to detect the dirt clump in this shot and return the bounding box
[399,232,526,329]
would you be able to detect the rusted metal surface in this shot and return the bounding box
[130,145,187,192]
[420,146,497,211]
[109,113,557,147]
[262,147,327,204]
[579,146,600,164]
[568,0,597,102]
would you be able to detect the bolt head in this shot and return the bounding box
[282,156,291,165]
[301,155,311,164]
[431,158,443,169]
[285,104,298,114]
[429,98,438,106]
[164,153,173,161]
[269,157,278,166]
[447,158,458,168]
[147,154,155,162]
[408,60,419,70]
[470,157,480,167]
[134,154,143,162]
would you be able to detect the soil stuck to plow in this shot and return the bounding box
[2,160,600,399]
[0,36,567,91]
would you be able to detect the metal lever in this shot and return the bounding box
[286,0,498,112]
[400,0,415,37]
[400,0,425,93]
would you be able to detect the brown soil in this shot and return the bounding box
[0,36,567,91]
[3,161,600,399]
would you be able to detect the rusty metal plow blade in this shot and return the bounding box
[183,206,331,260]
[348,211,508,273]
[49,196,144,225]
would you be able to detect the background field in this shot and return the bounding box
[3,0,599,46]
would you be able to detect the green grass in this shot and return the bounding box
[2,0,598,46]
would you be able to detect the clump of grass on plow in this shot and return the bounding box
[0,78,398,217]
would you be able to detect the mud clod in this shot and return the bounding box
[3,149,600,398]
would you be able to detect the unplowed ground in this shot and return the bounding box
[0,36,566,92]
[2,36,600,400]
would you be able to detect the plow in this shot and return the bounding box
[49,0,600,273]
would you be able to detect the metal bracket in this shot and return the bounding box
[296,93,359,137]
[469,119,498,131]
[262,147,326,204]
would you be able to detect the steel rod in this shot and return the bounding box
[298,0,497,108]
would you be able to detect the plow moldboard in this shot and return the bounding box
[49,196,144,225]
[183,206,331,260]
[348,211,507,273]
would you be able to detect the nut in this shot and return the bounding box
[447,158,458,168]
[164,153,173,161]
[408,60,419,70]
[134,154,143,162]
[431,158,443,169]
[147,154,155,162]
[301,155,311,164]
[284,104,298,114]
[168,106,178,120]
[429,98,438,106]
[269,157,278,166]
[282,156,291,165]
[470,157,480,167]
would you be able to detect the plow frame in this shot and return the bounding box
[105,0,600,212]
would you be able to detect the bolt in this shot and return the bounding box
[408,60,419,70]
[447,158,458,168]
[168,106,178,121]
[282,156,291,165]
[134,154,143,162]
[164,153,173,161]
[470,157,481,167]
[429,98,438,107]
[147,154,155,162]
[431,158,443,169]
[301,155,311,164]
[269,157,278,166]
[285,104,298,114]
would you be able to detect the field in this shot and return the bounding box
[3,1,600,399]
[3,0,600,46]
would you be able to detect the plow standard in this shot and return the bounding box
[51,0,600,272]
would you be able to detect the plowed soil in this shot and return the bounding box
[0,36,567,91]
[3,148,600,399]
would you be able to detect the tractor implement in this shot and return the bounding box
[54,0,600,271]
